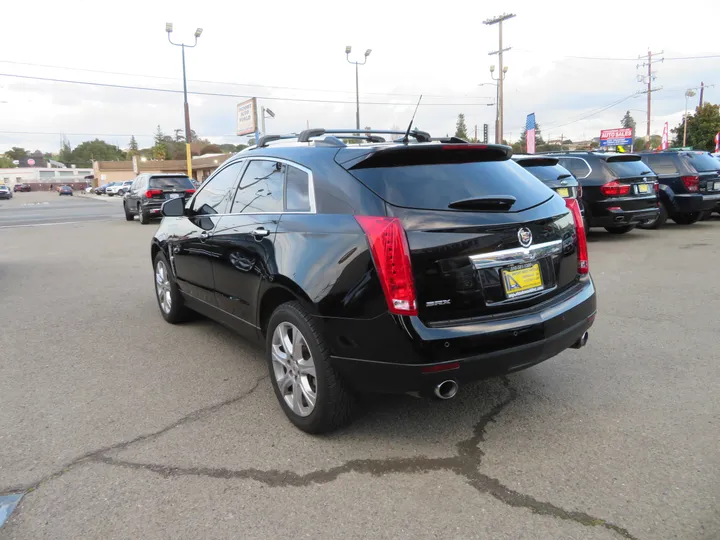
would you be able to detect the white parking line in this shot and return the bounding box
[0,219,116,229]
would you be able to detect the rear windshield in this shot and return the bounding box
[682,152,720,172]
[149,176,194,189]
[521,164,575,183]
[605,158,654,178]
[348,160,554,212]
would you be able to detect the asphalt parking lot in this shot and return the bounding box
[1,191,718,540]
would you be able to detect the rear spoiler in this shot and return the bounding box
[605,154,642,162]
[513,156,559,167]
[336,143,512,170]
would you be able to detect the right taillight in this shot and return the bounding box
[681,175,699,192]
[599,180,631,197]
[355,216,418,316]
[565,198,589,275]
[654,181,659,193]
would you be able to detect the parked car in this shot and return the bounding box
[115,180,134,196]
[58,185,73,196]
[94,184,110,195]
[84,186,94,193]
[547,151,659,234]
[512,155,583,209]
[0,185,13,199]
[636,151,720,227]
[150,129,596,433]
[105,182,124,196]
[124,173,196,224]
[13,183,31,192]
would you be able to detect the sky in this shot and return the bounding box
[1,0,718,154]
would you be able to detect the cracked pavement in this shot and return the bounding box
[1,193,719,539]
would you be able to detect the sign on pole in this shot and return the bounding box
[236,98,258,136]
[599,128,633,148]
[482,124,488,144]
[661,122,669,150]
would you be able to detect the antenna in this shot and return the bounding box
[402,95,423,144]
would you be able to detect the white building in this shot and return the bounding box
[0,167,93,190]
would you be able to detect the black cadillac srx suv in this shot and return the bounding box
[548,151,659,234]
[151,129,597,433]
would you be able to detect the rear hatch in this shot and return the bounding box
[339,144,580,325]
[602,155,657,209]
[513,157,580,200]
[681,152,720,193]
[147,175,196,202]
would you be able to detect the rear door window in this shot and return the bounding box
[682,152,720,172]
[644,155,679,175]
[149,175,194,189]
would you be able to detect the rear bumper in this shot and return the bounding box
[589,206,659,227]
[672,193,720,213]
[140,202,164,216]
[325,276,596,394]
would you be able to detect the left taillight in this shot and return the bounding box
[145,189,163,198]
[185,189,196,195]
[355,216,418,316]
[565,198,588,275]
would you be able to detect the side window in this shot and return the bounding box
[559,158,590,179]
[232,160,284,213]
[191,162,244,215]
[285,165,311,212]
[647,155,679,175]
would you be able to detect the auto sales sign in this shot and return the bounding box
[236,98,258,136]
[600,128,633,147]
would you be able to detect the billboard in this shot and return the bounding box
[600,128,633,147]
[236,98,258,136]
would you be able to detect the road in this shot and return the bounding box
[0,203,718,540]
[0,191,121,228]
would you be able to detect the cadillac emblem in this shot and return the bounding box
[518,227,533,248]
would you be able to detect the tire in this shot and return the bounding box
[638,203,668,230]
[123,202,134,221]
[153,252,192,324]
[138,204,149,225]
[671,212,701,225]
[604,225,635,234]
[266,301,355,434]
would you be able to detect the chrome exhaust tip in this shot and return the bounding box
[571,331,589,349]
[433,380,459,400]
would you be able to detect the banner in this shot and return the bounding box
[661,122,669,150]
[525,113,536,154]
[715,132,720,153]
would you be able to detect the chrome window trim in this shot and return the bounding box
[469,239,563,270]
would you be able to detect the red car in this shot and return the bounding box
[13,183,31,192]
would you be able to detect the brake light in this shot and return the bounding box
[599,180,631,197]
[185,189,196,194]
[442,144,488,150]
[577,184,582,198]
[565,198,588,275]
[355,216,418,316]
[654,182,659,193]
[145,189,163,198]
[681,175,699,192]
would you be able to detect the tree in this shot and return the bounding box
[671,102,720,150]
[621,111,636,131]
[4,147,28,161]
[58,138,73,165]
[152,125,168,160]
[454,114,469,140]
[0,156,16,168]
[69,139,125,166]
[199,144,223,155]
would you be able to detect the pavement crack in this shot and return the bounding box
[0,375,268,496]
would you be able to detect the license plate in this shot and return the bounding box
[555,187,570,198]
[637,183,650,193]
[714,182,720,190]
[169,193,181,199]
[502,263,544,299]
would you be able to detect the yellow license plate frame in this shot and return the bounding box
[556,187,570,198]
[502,263,544,299]
[637,183,650,193]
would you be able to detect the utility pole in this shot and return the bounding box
[699,81,705,107]
[484,13,515,144]
[637,50,663,142]
[474,124,478,142]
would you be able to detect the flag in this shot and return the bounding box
[661,122,669,150]
[526,113,536,154]
[715,132,720,153]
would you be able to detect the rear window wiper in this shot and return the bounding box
[557,173,573,180]
[447,196,516,211]
[640,170,652,175]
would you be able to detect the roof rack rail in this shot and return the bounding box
[297,128,431,143]
[257,134,299,147]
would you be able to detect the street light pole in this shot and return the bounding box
[166,23,202,178]
[346,46,371,130]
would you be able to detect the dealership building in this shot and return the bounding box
[0,167,93,190]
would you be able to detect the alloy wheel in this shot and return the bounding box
[271,322,317,417]
[155,260,172,314]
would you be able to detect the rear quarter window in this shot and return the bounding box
[557,157,591,179]
[644,155,679,175]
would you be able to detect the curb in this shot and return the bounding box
[77,194,123,203]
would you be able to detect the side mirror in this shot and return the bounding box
[161,197,186,217]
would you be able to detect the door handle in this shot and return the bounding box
[251,228,270,238]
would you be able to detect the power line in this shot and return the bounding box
[0,59,491,100]
[0,73,494,105]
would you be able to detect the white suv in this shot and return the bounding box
[107,180,133,196]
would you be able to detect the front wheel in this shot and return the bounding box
[671,212,701,225]
[266,302,355,434]
[604,225,635,234]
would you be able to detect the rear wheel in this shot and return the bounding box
[638,203,668,230]
[266,301,355,434]
[138,204,149,225]
[671,212,701,225]
[153,252,191,323]
[123,202,134,221]
[604,225,635,234]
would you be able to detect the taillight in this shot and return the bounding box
[599,180,631,197]
[576,184,583,198]
[185,189,196,195]
[145,189,163,198]
[565,198,589,275]
[355,216,418,316]
[653,182,659,193]
[681,175,699,192]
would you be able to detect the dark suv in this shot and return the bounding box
[123,173,196,224]
[548,152,659,234]
[512,155,582,207]
[637,151,720,227]
[151,129,596,433]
